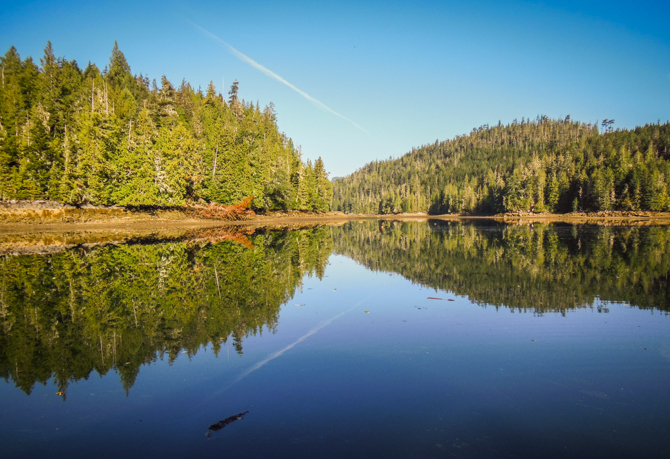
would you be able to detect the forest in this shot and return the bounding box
[0,227,333,397]
[0,43,333,211]
[331,220,670,313]
[332,116,670,214]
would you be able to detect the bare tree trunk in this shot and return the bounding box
[212,141,219,181]
[64,125,69,172]
[214,267,221,299]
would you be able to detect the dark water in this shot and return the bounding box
[2,221,670,458]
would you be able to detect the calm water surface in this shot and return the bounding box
[1,221,670,458]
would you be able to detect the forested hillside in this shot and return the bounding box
[332,116,670,214]
[0,43,333,210]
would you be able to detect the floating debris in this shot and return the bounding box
[580,390,608,399]
[427,297,444,300]
[206,411,249,437]
[364,310,370,313]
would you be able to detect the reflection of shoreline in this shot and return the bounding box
[4,213,669,256]
[0,224,327,256]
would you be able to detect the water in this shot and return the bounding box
[1,221,670,458]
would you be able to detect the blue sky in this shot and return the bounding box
[1,0,668,177]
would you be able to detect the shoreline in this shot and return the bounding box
[2,209,670,229]
[2,208,670,256]
[2,200,670,236]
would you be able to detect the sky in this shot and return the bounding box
[1,0,669,177]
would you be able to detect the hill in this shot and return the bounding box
[332,116,670,214]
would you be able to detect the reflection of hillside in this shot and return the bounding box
[0,227,333,398]
[332,220,670,314]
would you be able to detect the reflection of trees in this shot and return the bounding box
[6,220,669,399]
[332,220,670,314]
[0,227,333,398]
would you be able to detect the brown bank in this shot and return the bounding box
[0,199,355,231]
[3,200,670,236]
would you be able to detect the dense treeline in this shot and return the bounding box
[0,43,333,210]
[332,220,670,313]
[0,227,333,397]
[333,116,670,214]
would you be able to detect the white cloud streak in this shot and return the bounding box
[231,297,369,386]
[193,295,370,413]
[189,21,368,134]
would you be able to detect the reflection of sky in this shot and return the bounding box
[2,252,670,457]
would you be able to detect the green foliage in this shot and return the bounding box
[332,220,670,313]
[0,227,333,397]
[0,44,332,210]
[333,116,670,214]
[313,157,333,212]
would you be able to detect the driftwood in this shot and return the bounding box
[205,411,249,437]
[185,197,255,221]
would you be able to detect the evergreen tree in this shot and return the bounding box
[333,117,670,214]
[313,157,332,212]
[0,43,334,211]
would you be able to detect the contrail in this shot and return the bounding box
[231,296,370,386]
[189,21,369,134]
[190,295,371,419]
